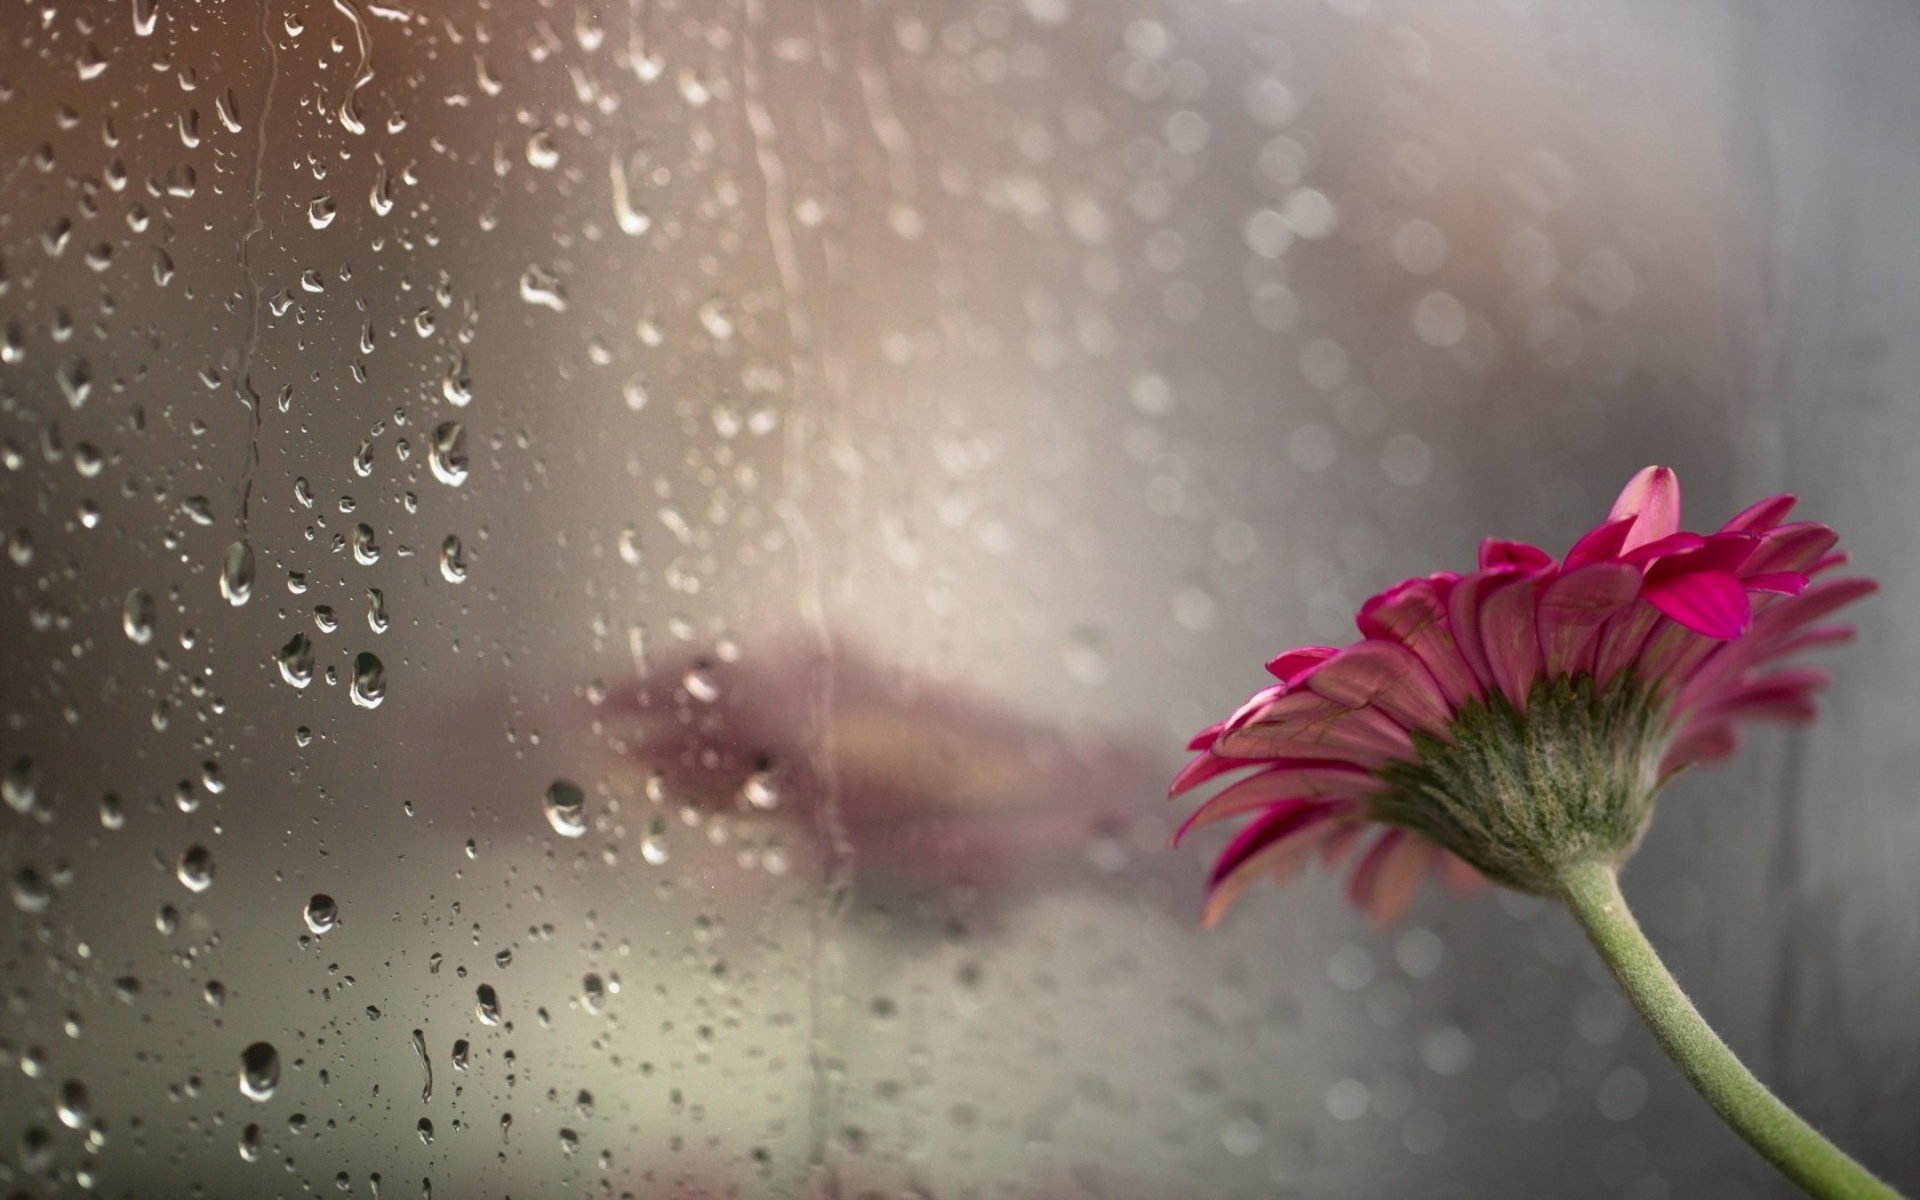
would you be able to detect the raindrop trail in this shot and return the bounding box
[854,0,919,221]
[233,0,282,533]
[331,0,374,135]
[410,1028,432,1103]
[741,4,851,1187]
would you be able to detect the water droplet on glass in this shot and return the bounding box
[60,355,93,407]
[429,422,468,486]
[526,130,560,170]
[239,1123,262,1162]
[474,984,502,1026]
[56,1080,91,1129]
[304,894,338,934]
[132,0,159,37]
[543,779,587,838]
[682,668,720,703]
[308,195,336,229]
[742,769,780,811]
[370,167,394,216]
[11,867,51,913]
[451,1039,470,1071]
[559,1128,579,1156]
[438,535,467,583]
[350,652,386,709]
[277,633,315,689]
[441,358,473,407]
[4,756,40,816]
[622,375,648,412]
[367,588,388,634]
[410,1028,432,1102]
[581,973,606,1015]
[239,1041,280,1101]
[176,845,214,892]
[352,523,381,565]
[518,267,568,312]
[616,527,643,566]
[220,541,255,606]
[417,1117,434,1145]
[610,153,651,235]
[120,588,157,645]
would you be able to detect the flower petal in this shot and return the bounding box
[1609,465,1682,552]
[1480,539,1555,573]
[1591,598,1663,686]
[1347,828,1433,923]
[1562,516,1636,571]
[1306,641,1453,737]
[1478,574,1544,710]
[1446,571,1508,691]
[1358,577,1484,709]
[1720,492,1797,533]
[1215,701,1415,765]
[1643,567,1751,638]
[1537,562,1640,678]
[1742,522,1838,577]
[1169,750,1251,797]
[1266,646,1338,682]
[1172,762,1379,843]
[1201,801,1352,926]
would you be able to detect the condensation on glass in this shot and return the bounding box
[2,2,1916,1198]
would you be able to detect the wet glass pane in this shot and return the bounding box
[3,2,1916,1198]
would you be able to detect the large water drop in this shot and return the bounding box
[220,541,255,606]
[239,1042,280,1101]
[429,422,468,486]
[350,652,386,709]
[304,894,338,934]
[123,589,156,644]
[176,845,214,893]
[542,779,587,838]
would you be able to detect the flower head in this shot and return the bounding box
[1174,467,1876,924]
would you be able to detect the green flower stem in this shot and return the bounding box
[1557,858,1904,1200]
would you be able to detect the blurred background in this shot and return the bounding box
[2,1,1917,1196]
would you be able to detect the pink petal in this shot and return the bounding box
[1173,762,1378,843]
[1358,578,1485,709]
[1562,516,1636,571]
[1609,466,1682,552]
[1721,492,1797,533]
[1266,646,1338,682]
[1478,574,1544,710]
[1446,571,1508,691]
[1438,852,1485,892]
[1216,702,1415,765]
[1643,568,1751,639]
[1619,531,1706,567]
[1742,522,1838,577]
[1347,828,1432,923]
[1201,802,1351,926]
[1537,562,1640,678]
[1207,797,1344,887]
[1591,598,1663,687]
[1672,576,1872,709]
[1480,538,1556,573]
[1306,641,1453,737]
[1186,722,1226,753]
[1689,666,1830,726]
[1744,572,1808,596]
[1170,750,1251,797]
[1660,722,1739,778]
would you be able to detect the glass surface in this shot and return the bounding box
[2,2,1916,1197]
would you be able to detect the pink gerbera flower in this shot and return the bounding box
[1173,466,1876,925]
